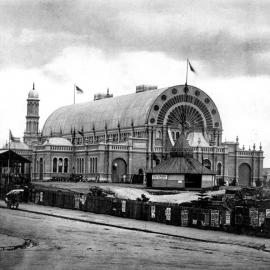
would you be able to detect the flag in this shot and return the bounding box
[78,128,84,137]
[9,130,15,142]
[75,85,84,94]
[188,59,196,73]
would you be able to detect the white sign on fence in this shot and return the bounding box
[165,207,171,221]
[151,205,156,219]
[152,174,168,180]
[121,200,126,213]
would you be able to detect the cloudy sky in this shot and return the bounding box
[0,0,270,165]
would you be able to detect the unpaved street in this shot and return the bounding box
[1,207,270,270]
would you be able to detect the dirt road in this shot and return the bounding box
[1,206,270,269]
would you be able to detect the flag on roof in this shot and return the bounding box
[188,59,196,73]
[75,85,84,94]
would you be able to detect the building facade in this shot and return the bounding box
[5,84,264,187]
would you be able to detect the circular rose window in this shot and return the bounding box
[205,98,210,104]
[161,95,167,101]
[172,88,177,95]
[150,118,155,124]
[195,90,200,96]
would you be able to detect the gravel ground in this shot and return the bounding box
[1,203,270,269]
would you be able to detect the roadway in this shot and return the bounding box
[1,203,270,269]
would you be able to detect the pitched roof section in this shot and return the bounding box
[171,133,193,157]
[150,157,215,175]
[0,150,31,164]
[42,88,166,136]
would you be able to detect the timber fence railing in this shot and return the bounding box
[26,188,270,237]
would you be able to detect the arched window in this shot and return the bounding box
[172,131,175,140]
[64,158,68,173]
[217,163,222,175]
[176,132,180,139]
[58,158,63,173]
[203,159,211,170]
[53,158,57,173]
[95,157,97,173]
[81,158,84,173]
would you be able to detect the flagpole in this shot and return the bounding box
[8,131,10,186]
[74,84,75,104]
[185,58,188,85]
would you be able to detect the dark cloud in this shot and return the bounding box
[0,0,270,76]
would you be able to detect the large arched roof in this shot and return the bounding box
[42,85,222,136]
[42,88,166,136]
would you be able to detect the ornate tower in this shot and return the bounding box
[24,83,40,145]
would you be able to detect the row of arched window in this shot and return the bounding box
[76,157,98,174]
[89,157,98,173]
[53,157,69,173]
[76,158,84,174]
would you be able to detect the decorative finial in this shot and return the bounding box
[249,145,251,151]
[243,145,245,150]
[198,137,201,146]
[236,136,239,143]
[253,143,256,150]
[183,83,189,94]
[260,142,262,151]
[33,82,35,90]
[107,88,109,95]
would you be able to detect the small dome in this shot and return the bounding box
[28,83,39,99]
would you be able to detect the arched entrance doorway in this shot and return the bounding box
[238,163,251,186]
[112,158,127,183]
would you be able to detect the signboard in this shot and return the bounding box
[225,211,231,225]
[80,195,87,206]
[249,208,259,227]
[210,210,219,227]
[121,200,126,213]
[259,212,266,227]
[151,205,156,219]
[152,174,168,180]
[165,207,171,221]
[181,209,189,227]
[39,192,44,203]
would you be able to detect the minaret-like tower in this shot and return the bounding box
[24,83,40,145]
